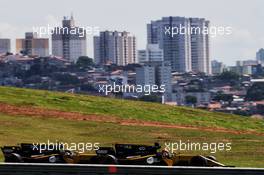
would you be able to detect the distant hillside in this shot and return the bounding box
[0,86,263,133]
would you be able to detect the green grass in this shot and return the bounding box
[0,86,264,167]
[0,86,264,132]
[0,113,264,167]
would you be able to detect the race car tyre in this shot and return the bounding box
[99,155,118,165]
[146,156,155,165]
[9,153,23,162]
[48,156,57,163]
[190,156,208,166]
[63,150,74,157]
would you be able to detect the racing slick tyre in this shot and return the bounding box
[190,156,208,166]
[48,156,58,163]
[99,155,118,165]
[146,156,155,165]
[7,153,23,162]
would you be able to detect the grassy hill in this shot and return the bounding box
[0,86,264,167]
[0,86,264,132]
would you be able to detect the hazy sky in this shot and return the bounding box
[0,0,263,66]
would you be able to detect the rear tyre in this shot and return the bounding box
[7,153,23,163]
[48,156,57,163]
[99,155,118,165]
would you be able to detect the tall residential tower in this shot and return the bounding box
[94,31,137,66]
[0,39,11,54]
[147,16,211,74]
[52,15,87,62]
[256,48,264,65]
[16,32,49,56]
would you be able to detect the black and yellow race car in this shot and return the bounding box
[1,143,65,163]
[1,143,226,167]
[62,143,163,165]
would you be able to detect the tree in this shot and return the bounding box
[213,93,233,102]
[217,71,240,81]
[139,95,161,103]
[246,82,264,101]
[80,83,97,92]
[76,56,94,68]
[52,73,80,85]
[185,95,197,105]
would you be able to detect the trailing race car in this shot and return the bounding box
[1,143,65,163]
[1,143,227,167]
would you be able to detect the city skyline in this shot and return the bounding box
[0,0,264,66]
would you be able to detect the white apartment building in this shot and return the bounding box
[0,39,10,54]
[16,32,49,57]
[256,48,264,65]
[211,60,225,75]
[52,15,87,62]
[138,44,163,63]
[136,61,173,102]
[135,65,155,86]
[190,18,211,74]
[94,31,137,66]
[147,16,211,74]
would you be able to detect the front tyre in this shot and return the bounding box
[190,156,208,166]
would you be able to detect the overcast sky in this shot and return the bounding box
[0,0,263,66]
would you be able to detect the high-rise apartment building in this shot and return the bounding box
[211,60,225,75]
[147,17,191,73]
[0,39,11,54]
[16,32,49,56]
[135,65,156,87]
[94,31,137,66]
[136,61,173,102]
[229,60,261,75]
[52,15,87,62]
[189,18,211,74]
[138,44,163,63]
[256,48,264,65]
[147,16,211,74]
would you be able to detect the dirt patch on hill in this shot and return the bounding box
[119,121,264,136]
[0,103,263,136]
[0,103,119,122]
